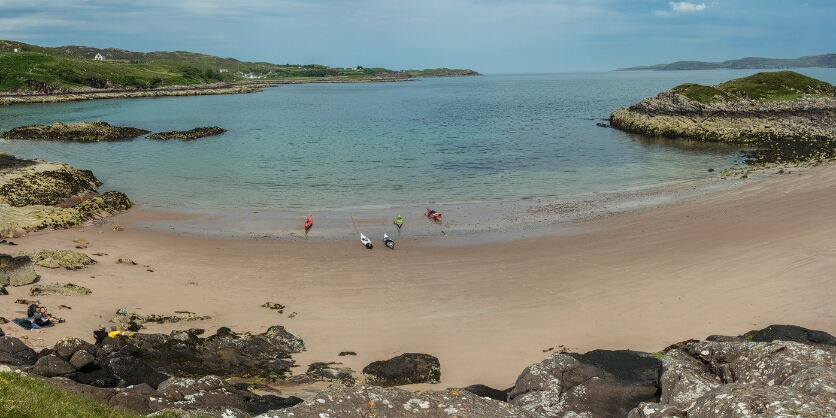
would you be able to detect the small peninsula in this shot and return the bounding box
[609,71,836,164]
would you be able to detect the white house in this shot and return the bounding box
[13,48,20,53]
[93,53,105,61]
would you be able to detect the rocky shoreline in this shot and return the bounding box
[0,81,267,106]
[1,324,834,417]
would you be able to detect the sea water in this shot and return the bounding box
[2,69,835,212]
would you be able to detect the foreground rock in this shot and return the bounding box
[609,71,836,164]
[362,353,441,387]
[147,126,227,140]
[0,154,132,237]
[509,349,661,417]
[0,121,149,142]
[256,383,536,418]
[0,253,37,286]
[629,325,836,417]
[22,249,96,269]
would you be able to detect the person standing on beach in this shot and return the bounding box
[93,325,108,344]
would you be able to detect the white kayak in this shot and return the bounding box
[383,234,395,250]
[360,233,373,249]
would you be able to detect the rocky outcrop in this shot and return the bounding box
[30,282,92,296]
[628,325,836,417]
[147,126,227,140]
[0,121,149,142]
[0,82,265,106]
[610,92,836,164]
[0,253,38,286]
[255,383,536,418]
[362,353,441,387]
[509,349,661,418]
[102,326,303,379]
[0,154,132,237]
[23,249,97,269]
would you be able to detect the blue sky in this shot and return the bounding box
[0,0,833,73]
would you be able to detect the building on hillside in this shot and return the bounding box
[93,53,105,61]
[13,48,20,52]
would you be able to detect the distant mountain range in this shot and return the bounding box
[616,54,836,71]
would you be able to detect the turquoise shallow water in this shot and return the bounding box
[2,69,835,211]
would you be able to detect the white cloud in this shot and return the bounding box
[669,2,707,12]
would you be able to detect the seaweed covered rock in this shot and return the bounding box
[23,249,97,270]
[0,253,37,286]
[0,121,150,142]
[0,159,101,207]
[362,353,441,387]
[147,126,227,140]
[73,190,132,218]
[30,282,92,296]
[0,154,132,237]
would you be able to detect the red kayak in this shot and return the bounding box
[304,215,313,230]
[426,208,442,221]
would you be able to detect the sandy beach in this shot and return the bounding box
[2,163,835,395]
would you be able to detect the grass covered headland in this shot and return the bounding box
[0,40,478,95]
[609,71,836,165]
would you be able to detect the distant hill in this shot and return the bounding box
[616,54,836,71]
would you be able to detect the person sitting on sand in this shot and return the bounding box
[93,325,109,344]
[38,306,64,324]
[26,300,41,318]
[32,312,51,327]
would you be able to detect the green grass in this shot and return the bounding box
[0,371,200,418]
[670,71,836,104]
[0,371,139,418]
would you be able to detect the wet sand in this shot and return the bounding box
[2,163,835,394]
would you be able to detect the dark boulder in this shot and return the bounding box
[508,350,661,418]
[463,384,512,402]
[737,324,836,346]
[32,355,77,378]
[362,353,441,387]
[0,336,38,366]
[53,337,97,360]
[306,361,353,382]
[48,376,116,404]
[109,354,169,389]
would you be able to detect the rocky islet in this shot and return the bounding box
[609,71,836,165]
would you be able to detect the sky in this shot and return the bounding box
[0,0,833,73]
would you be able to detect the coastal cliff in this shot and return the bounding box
[609,71,836,164]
